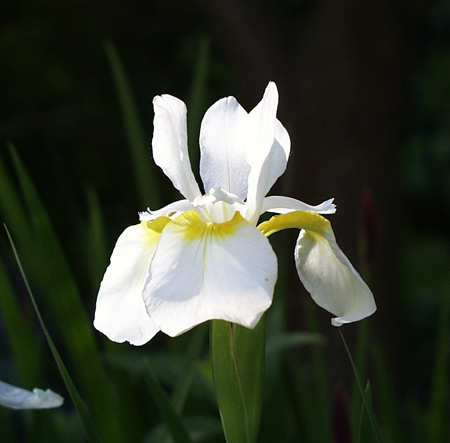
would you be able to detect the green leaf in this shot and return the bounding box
[3,224,101,443]
[0,152,31,244]
[427,297,449,442]
[266,331,324,355]
[372,345,402,442]
[357,381,372,443]
[85,187,108,290]
[187,38,210,169]
[104,40,161,209]
[210,319,265,443]
[146,416,222,443]
[0,260,43,386]
[144,359,194,443]
[4,143,123,443]
[338,329,384,443]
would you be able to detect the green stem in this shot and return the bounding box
[210,319,265,443]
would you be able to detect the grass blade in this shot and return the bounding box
[338,329,383,443]
[0,152,30,243]
[3,224,101,443]
[144,359,194,443]
[427,297,449,442]
[187,37,210,169]
[85,188,108,290]
[104,40,161,209]
[5,144,123,442]
[266,332,324,355]
[372,346,402,442]
[357,381,372,443]
[0,261,43,386]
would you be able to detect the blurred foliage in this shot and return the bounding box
[0,0,449,442]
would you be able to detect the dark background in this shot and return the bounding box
[1,0,449,441]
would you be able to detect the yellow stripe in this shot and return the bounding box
[257,211,331,237]
[141,216,171,245]
[171,210,245,241]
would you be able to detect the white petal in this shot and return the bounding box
[94,223,165,345]
[139,199,194,221]
[246,83,291,222]
[0,380,63,409]
[263,196,336,214]
[152,95,201,201]
[199,97,250,200]
[143,211,277,336]
[295,229,376,326]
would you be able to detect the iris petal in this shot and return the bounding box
[199,97,250,200]
[246,83,291,222]
[262,195,336,215]
[152,94,201,201]
[94,219,169,345]
[0,380,63,410]
[259,211,376,325]
[143,211,277,336]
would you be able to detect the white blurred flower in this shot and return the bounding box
[94,82,376,345]
[0,380,63,410]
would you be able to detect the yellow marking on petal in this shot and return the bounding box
[172,210,245,241]
[141,216,171,245]
[257,211,332,238]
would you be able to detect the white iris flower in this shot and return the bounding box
[0,380,63,410]
[94,82,376,346]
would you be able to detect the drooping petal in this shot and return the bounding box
[139,199,194,221]
[263,196,336,214]
[94,218,170,345]
[246,83,291,223]
[0,380,63,409]
[143,210,277,336]
[152,95,201,201]
[199,97,250,200]
[258,211,376,326]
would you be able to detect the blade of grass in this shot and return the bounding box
[357,381,372,443]
[266,332,324,355]
[427,296,449,442]
[0,261,43,386]
[338,329,383,443]
[104,40,161,209]
[0,152,30,242]
[187,37,210,169]
[372,345,402,442]
[85,188,108,290]
[0,409,14,442]
[352,321,369,441]
[4,224,101,443]
[6,144,123,443]
[158,325,208,443]
[144,359,194,443]
[303,302,332,442]
[172,326,207,412]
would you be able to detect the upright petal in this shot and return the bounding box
[199,97,250,200]
[0,380,63,409]
[263,196,336,214]
[152,95,201,201]
[246,83,291,223]
[139,199,194,221]
[258,211,376,326]
[94,218,169,345]
[143,211,277,336]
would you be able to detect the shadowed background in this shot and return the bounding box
[0,1,449,442]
